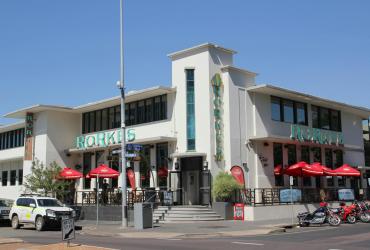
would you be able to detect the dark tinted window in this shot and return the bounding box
[312,105,319,128]
[271,96,281,121]
[10,170,16,186]
[16,198,27,206]
[273,143,284,186]
[2,171,8,186]
[296,102,307,125]
[0,128,25,151]
[320,108,330,130]
[18,169,23,185]
[331,110,341,131]
[283,99,294,123]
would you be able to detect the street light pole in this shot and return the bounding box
[118,0,128,228]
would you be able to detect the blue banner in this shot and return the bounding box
[338,189,355,201]
[280,189,302,203]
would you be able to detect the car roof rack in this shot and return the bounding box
[20,193,43,197]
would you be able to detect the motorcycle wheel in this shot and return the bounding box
[346,215,356,224]
[328,215,341,226]
[359,213,370,223]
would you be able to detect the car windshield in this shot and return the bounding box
[0,199,13,207]
[37,199,63,207]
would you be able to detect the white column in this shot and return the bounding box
[149,145,158,189]
[134,161,140,190]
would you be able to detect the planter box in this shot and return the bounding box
[212,201,233,220]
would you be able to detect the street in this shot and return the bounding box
[1,222,370,250]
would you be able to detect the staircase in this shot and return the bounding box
[153,205,223,223]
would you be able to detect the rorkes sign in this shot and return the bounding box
[76,128,135,149]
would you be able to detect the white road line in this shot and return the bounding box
[156,238,182,241]
[232,241,264,246]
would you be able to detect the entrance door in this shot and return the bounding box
[185,170,199,205]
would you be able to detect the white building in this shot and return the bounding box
[1,43,370,214]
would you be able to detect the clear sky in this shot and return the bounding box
[0,0,369,125]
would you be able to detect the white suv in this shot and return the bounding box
[9,195,76,231]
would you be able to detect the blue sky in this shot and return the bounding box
[0,0,369,125]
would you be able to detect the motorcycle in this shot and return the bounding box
[331,202,356,224]
[298,203,341,227]
[352,201,370,223]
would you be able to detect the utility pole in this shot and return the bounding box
[117,0,128,228]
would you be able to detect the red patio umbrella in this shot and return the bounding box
[285,161,323,177]
[158,166,169,178]
[334,164,361,177]
[311,162,336,176]
[89,164,119,178]
[274,164,283,176]
[58,167,83,179]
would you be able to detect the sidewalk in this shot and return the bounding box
[77,219,293,239]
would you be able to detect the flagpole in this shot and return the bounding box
[118,0,128,228]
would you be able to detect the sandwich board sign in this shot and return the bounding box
[62,218,75,243]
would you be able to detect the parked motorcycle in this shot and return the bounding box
[353,201,370,223]
[331,202,356,224]
[297,203,341,227]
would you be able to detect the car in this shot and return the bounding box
[9,194,76,231]
[0,198,13,223]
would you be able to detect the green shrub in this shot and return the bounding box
[212,172,242,202]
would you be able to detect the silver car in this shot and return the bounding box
[0,199,13,222]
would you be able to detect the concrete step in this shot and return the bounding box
[168,208,212,212]
[162,217,224,222]
[167,211,217,215]
[166,214,221,218]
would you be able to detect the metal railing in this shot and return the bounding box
[75,189,176,208]
[234,187,370,206]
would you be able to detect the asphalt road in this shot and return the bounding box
[1,222,370,250]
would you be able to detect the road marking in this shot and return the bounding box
[156,238,182,241]
[232,241,264,246]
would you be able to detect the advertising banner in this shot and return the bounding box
[234,203,244,220]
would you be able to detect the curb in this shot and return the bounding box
[0,238,24,245]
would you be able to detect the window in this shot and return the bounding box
[283,100,294,123]
[287,144,298,186]
[154,96,161,121]
[129,103,136,125]
[186,69,196,151]
[82,95,168,134]
[109,107,115,129]
[145,99,153,122]
[325,149,334,186]
[270,96,307,125]
[156,143,168,189]
[95,110,102,132]
[295,102,307,125]
[83,152,92,189]
[114,106,121,128]
[10,170,16,186]
[101,108,108,131]
[331,110,341,132]
[2,171,8,186]
[313,147,322,162]
[301,146,311,186]
[271,96,281,121]
[0,128,25,151]
[16,198,27,206]
[18,169,23,185]
[274,143,284,186]
[137,101,145,124]
[320,108,330,130]
[312,105,341,131]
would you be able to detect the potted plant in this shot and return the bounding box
[212,172,242,220]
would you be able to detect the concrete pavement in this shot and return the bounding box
[77,219,290,239]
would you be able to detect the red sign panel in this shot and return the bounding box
[234,203,244,220]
